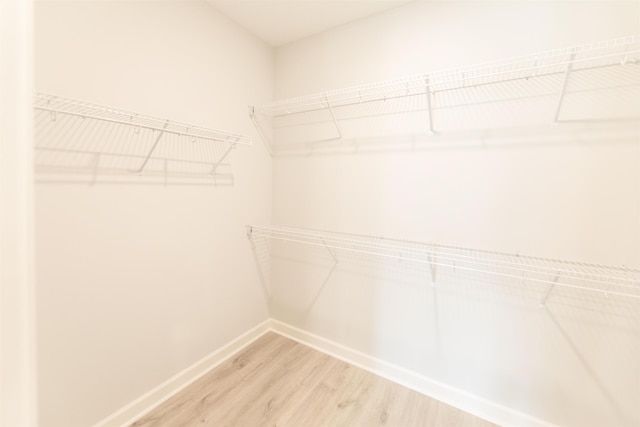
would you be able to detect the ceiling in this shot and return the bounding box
[205,0,414,47]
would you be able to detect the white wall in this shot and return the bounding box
[272,2,640,426]
[0,0,37,425]
[34,2,273,426]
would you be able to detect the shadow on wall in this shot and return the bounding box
[266,121,640,157]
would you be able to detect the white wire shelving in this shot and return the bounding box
[250,36,640,154]
[247,225,640,305]
[34,93,251,185]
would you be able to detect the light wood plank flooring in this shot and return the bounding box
[132,332,497,427]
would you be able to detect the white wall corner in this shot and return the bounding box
[92,317,559,427]
[93,319,272,427]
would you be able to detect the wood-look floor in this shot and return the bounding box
[132,332,497,427]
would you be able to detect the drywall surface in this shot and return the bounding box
[1,0,37,425]
[34,2,272,426]
[272,2,640,426]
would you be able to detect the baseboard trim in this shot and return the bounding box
[95,318,555,427]
[93,319,272,427]
[269,319,557,427]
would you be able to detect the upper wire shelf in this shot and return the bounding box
[250,36,640,154]
[247,225,640,304]
[34,93,251,185]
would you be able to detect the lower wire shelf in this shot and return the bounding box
[247,225,640,304]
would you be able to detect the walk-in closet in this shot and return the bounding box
[1,0,638,426]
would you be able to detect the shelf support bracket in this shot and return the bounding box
[540,273,561,309]
[552,52,575,124]
[426,77,435,135]
[325,95,342,139]
[304,240,339,311]
[209,142,237,175]
[322,239,339,284]
[135,120,169,174]
[249,106,273,156]
[323,239,339,265]
[428,252,437,287]
[246,226,271,301]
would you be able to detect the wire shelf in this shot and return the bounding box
[247,225,640,303]
[34,93,250,185]
[250,35,640,154]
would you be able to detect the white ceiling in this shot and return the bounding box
[205,0,414,47]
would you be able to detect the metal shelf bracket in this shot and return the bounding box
[210,142,237,175]
[325,94,343,139]
[540,273,561,309]
[552,52,576,124]
[321,239,339,285]
[249,106,273,156]
[426,77,436,135]
[428,252,437,287]
[134,120,169,174]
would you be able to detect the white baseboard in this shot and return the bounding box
[95,318,555,427]
[93,319,272,427]
[270,319,557,427]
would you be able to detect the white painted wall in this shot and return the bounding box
[0,0,37,425]
[272,2,640,426]
[34,2,273,426]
